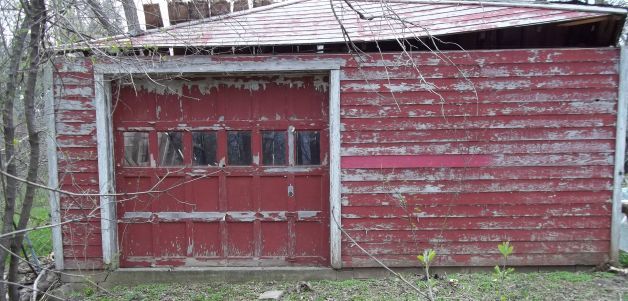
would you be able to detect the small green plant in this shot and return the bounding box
[620,250,628,267]
[417,249,437,301]
[494,241,515,301]
[83,286,95,297]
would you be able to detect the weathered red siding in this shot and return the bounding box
[53,58,103,269]
[52,48,619,269]
[339,48,618,267]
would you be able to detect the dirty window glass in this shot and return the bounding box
[296,131,320,165]
[193,131,217,166]
[262,131,286,165]
[158,132,184,166]
[123,132,150,167]
[228,131,252,165]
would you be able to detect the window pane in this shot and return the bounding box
[158,132,184,166]
[227,131,252,165]
[193,131,217,166]
[296,131,320,165]
[123,132,149,167]
[262,131,286,165]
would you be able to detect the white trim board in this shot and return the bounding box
[44,64,64,270]
[95,74,118,267]
[93,59,343,269]
[329,69,342,269]
[611,46,628,264]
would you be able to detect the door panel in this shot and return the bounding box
[113,74,329,267]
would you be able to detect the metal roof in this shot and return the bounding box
[98,0,626,48]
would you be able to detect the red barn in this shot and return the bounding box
[48,0,628,273]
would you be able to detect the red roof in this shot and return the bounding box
[98,0,626,48]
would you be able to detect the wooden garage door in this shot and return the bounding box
[113,75,330,267]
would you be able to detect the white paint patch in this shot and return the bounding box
[131,75,319,96]
[314,75,329,92]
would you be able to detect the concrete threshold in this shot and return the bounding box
[59,265,596,288]
[107,267,340,286]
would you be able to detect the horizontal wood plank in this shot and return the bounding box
[342,203,610,218]
[341,127,615,143]
[341,241,609,256]
[341,101,615,118]
[341,191,612,206]
[341,89,618,106]
[341,140,614,156]
[342,253,609,267]
[340,61,618,80]
[342,114,615,131]
[341,75,618,93]
[342,178,612,194]
[342,216,610,230]
[341,166,613,181]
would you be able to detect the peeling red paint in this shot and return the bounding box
[342,155,494,168]
[53,48,619,269]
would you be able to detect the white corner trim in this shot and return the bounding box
[329,69,342,269]
[44,64,64,270]
[94,73,117,267]
[611,46,628,264]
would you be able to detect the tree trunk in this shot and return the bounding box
[122,0,142,35]
[4,0,45,299]
[85,0,122,35]
[0,13,30,301]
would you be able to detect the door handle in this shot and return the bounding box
[288,184,294,198]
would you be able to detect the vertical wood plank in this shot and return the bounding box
[253,174,262,258]
[186,221,194,257]
[287,174,296,261]
[95,73,117,267]
[329,69,342,269]
[611,46,627,264]
[45,64,64,270]
[219,173,228,258]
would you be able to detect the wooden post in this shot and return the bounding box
[44,64,64,270]
[329,69,342,269]
[611,46,628,264]
[95,74,118,267]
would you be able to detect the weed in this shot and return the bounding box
[417,249,436,301]
[494,241,514,301]
[83,286,95,297]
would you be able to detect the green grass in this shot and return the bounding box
[2,190,52,266]
[544,271,594,282]
[77,271,628,301]
[27,205,52,257]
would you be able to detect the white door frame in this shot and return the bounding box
[90,57,345,269]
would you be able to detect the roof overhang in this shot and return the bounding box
[67,0,627,50]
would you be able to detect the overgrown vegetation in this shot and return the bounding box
[76,271,627,301]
